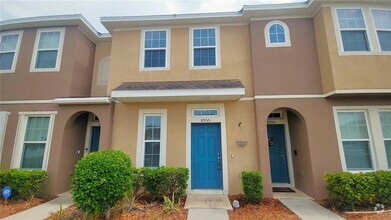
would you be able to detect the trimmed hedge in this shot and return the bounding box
[242,171,263,204]
[72,150,133,215]
[324,171,391,210]
[0,169,47,200]
[142,166,189,201]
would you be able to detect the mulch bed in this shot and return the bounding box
[228,195,300,220]
[0,197,47,218]
[317,199,391,220]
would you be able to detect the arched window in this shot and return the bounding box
[265,20,291,47]
[97,56,110,85]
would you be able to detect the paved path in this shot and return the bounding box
[279,198,345,220]
[3,191,74,220]
[185,195,231,220]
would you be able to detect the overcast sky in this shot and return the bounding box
[0,0,305,33]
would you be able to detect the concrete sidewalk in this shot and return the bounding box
[279,198,345,220]
[3,191,74,220]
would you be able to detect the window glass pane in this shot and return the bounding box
[193,48,216,66]
[144,116,161,141]
[21,143,45,169]
[144,30,166,49]
[269,24,286,43]
[337,112,369,139]
[35,50,58,68]
[0,52,15,70]
[342,141,372,170]
[372,10,391,30]
[193,28,215,47]
[144,142,160,168]
[0,34,19,52]
[38,31,61,49]
[380,112,391,139]
[24,117,49,141]
[385,140,391,169]
[377,31,391,51]
[144,50,165,68]
[337,9,366,29]
[341,31,369,51]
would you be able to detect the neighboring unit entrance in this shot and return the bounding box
[191,123,223,189]
[268,124,290,184]
[90,126,100,153]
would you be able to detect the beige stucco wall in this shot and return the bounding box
[91,42,112,96]
[314,7,391,93]
[108,25,254,97]
[111,100,258,195]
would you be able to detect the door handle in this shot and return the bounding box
[217,152,221,170]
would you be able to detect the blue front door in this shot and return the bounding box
[268,124,290,184]
[191,123,223,189]
[90,126,100,153]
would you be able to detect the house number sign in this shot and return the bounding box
[201,118,210,123]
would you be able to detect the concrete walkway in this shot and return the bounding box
[279,198,345,220]
[3,191,74,220]
[185,195,232,220]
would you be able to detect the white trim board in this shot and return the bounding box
[52,97,112,105]
[186,103,229,195]
[0,111,11,163]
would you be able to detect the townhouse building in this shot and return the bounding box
[0,0,390,199]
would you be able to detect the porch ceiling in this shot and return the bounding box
[111,79,245,102]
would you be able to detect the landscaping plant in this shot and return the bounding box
[324,171,391,210]
[242,171,263,204]
[72,150,133,216]
[0,169,47,199]
[161,192,180,216]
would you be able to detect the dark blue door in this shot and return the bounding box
[267,124,290,184]
[90,126,100,153]
[191,123,222,189]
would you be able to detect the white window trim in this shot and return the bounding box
[136,109,167,168]
[30,28,65,72]
[11,111,57,170]
[0,111,11,163]
[189,26,221,70]
[370,8,391,53]
[264,20,291,48]
[0,30,23,74]
[97,56,110,85]
[139,29,170,71]
[332,6,391,56]
[333,106,391,172]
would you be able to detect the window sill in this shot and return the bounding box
[30,68,60,72]
[190,65,221,70]
[265,43,291,48]
[139,67,170,72]
[0,70,15,74]
[339,51,391,56]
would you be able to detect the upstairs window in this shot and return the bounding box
[190,27,220,68]
[97,56,110,85]
[336,9,369,52]
[371,9,391,51]
[31,28,65,72]
[265,21,291,47]
[0,31,22,73]
[141,29,169,70]
[380,111,391,168]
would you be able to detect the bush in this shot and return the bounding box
[324,171,391,210]
[0,169,47,199]
[72,150,133,215]
[242,171,263,204]
[142,166,189,201]
[132,167,145,197]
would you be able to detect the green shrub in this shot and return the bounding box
[142,166,189,201]
[242,171,263,204]
[324,171,391,210]
[0,169,47,199]
[72,150,133,216]
[132,167,145,197]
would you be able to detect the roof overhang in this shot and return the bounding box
[111,80,245,102]
[52,97,112,105]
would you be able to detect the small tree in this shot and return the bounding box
[72,150,133,217]
[242,171,263,204]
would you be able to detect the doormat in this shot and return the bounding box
[273,187,295,193]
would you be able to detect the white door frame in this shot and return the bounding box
[267,110,295,188]
[186,103,229,195]
[84,113,100,156]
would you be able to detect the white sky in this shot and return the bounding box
[0,0,305,33]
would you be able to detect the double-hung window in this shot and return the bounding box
[380,111,391,168]
[336,111,373,170]
[11,112,56,170]
[141,29,169,70]
[371,9,391,51]
[191,27,219,68]
[336,9,370,52]
[136,109,167,168]
[31,28,65,71]
[0,31,22,73]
